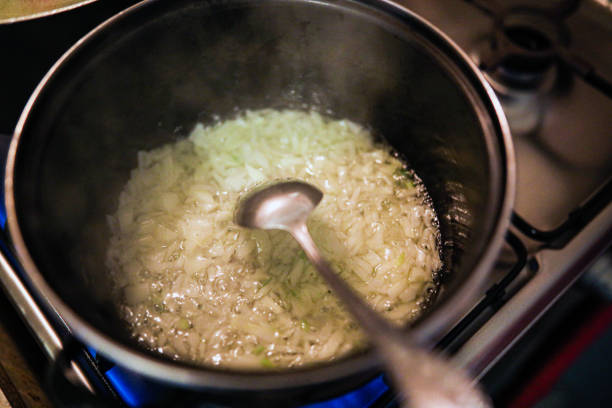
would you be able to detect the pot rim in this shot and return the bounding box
[0,0,98,25]
[5,0,515,392]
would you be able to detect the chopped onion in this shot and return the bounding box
[106,109,441,369]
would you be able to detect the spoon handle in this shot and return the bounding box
[290,222,491,408]
[290,222,397,335]
[377,338,491,408]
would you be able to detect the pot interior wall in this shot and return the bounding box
[13,0,500,368]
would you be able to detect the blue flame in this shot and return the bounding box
[89,347,389,407]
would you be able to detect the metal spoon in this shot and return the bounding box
[235,180,491,408]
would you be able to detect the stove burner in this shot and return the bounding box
[476,7,569,91]
[503,26,552,52]
[465,4,581,136]
[500,25,554,74]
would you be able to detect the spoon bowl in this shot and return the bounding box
[235,181,322,231]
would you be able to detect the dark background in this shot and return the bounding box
[0,0,139,135]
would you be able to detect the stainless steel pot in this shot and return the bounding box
[5,0,515,403]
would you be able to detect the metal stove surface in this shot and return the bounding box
[397,0,612,384]
[0,0,611,407]
[401,0,612,229]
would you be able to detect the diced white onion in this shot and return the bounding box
[106,109,441,369]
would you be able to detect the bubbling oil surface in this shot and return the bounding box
[106,109,441,369]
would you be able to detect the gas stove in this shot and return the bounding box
[0,0,610,407]
[402,0,612,373]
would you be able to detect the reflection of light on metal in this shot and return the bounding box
[69,360,95,394]
[0,0,97,24]
[492,90,543,137]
